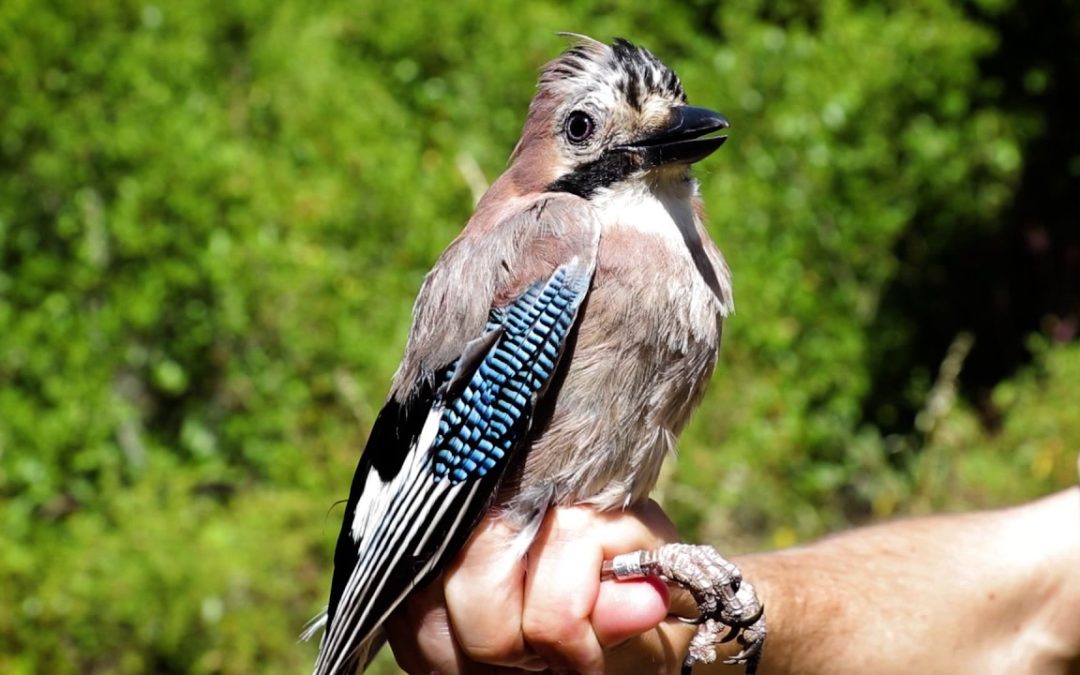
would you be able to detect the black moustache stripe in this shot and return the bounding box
[546,151,642,198]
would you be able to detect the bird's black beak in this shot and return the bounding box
[622,106,730,169]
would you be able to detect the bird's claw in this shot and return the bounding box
[603,544,766,675]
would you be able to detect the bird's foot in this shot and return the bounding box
[602,543,766,675]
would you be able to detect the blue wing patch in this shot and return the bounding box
[431,266,585,482]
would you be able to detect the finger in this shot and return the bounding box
[386,577,464,674]
[522,507,606,674]
[444,515,546,669]
[623,499,681,545]
[388,581,533,675]
[667,583,701,620]
[589,500,680,648]
[517,501,677,670]
[586,501,692,672]
[592,576,670,648]
[604,616,696,675]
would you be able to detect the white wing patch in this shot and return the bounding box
[350,405,444,544]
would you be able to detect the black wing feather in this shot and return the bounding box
[327,373,442,629]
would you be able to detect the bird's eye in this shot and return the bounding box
[564,111,595,144]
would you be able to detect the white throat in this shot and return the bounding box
[589,176,698,242]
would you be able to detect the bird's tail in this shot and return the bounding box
[307,616,385,675]
[300,610,328,643]
[304,610,369,675]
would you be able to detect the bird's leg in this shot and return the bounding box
[601,544,766,675]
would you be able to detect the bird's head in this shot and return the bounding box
[509,35,729,198]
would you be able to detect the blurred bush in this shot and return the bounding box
[0,0,1076,672]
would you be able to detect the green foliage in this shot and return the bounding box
[914,339,1080,511]
[0,0,1075,672]
[0,461,324,673]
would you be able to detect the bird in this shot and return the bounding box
[309,34,766,675]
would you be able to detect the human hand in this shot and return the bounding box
[384,500,705,674]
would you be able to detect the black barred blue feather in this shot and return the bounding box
[312,260,594,675]
[433,268,581,482]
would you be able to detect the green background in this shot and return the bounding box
[1,0,1077,672]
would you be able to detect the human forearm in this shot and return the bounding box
[702,488,1080,675]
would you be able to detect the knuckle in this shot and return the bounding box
[521,605,583,650]
[459,629,523,665]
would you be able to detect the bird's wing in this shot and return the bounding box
[313,194,600,675]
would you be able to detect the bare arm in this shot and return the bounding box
[716,487,1080,675]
